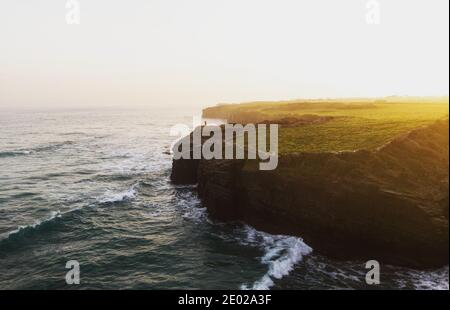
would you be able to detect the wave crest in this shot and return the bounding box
[0,150,32,158]
[98,186,137,204]
[240,226,312,290]
[0,141,74,158]
[1,211,62,241]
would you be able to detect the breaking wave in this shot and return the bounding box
[240,226,313,290]
[394,266,449,290]
[98,186,137,204]
[0,211,62,241]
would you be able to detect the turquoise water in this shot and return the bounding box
[0,108,448,290]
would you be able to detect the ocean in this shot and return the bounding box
[0,108,448,290]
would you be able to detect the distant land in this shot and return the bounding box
[203,96,449,153]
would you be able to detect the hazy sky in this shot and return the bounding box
[1,0,449,109]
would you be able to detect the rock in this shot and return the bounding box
[170,156,199,184]
[170,119,449,268]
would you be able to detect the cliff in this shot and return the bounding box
[170,119,449,268]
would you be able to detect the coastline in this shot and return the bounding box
[171,105,449,269]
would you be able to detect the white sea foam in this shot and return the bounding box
[395,266,449,290]
[98,186,137,204]
[1,211,62,240]
[240,226,313,290]
[176,190,208,222]
[182,206,207,222]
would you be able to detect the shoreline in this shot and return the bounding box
[171,106,449,269]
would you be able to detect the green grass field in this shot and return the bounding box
[203,97,449,154]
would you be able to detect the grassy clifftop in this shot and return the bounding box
[173,97,449,267]
[203,97,449,154]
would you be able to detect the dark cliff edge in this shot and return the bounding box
[170,120,449,268]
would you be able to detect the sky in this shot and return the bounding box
[0,0,449,110]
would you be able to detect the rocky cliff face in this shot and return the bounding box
[171,120,449,268]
